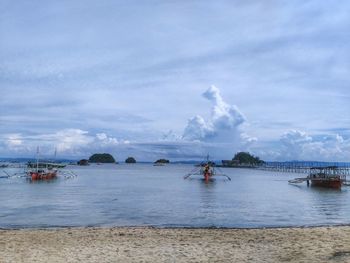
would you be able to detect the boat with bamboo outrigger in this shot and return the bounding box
[28,159,58,181]
[288,166,350,189]
[2,147,77,181]
[184,155,231,182]
[26,147,60,181]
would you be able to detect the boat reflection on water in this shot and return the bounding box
[27,176,58,184]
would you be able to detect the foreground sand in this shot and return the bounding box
[1,226,350,262]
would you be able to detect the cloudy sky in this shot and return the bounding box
[1,0,350,161]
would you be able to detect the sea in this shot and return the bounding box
[1,163,350,229]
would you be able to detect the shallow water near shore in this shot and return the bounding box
[1,163,350,229]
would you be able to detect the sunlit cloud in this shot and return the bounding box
[182,85,246,142]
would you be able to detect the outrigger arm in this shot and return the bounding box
[184,173,193,179]
[215,174,232,181]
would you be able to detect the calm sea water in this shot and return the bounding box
[1,163,350,229]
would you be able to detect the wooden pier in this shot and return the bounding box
[257,162,350,175]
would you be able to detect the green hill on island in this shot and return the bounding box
[125,157,136,163]
[233,152,264,165]
[89,153,116,163]
[222,152,264,167]
[154,159,170,164]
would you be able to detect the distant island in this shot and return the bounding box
[89,153,116,163]
[154,159,170,164]
[125,157,136,163]
[77,159,89,166]
[221,152,264,167]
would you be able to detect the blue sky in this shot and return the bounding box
[1,0,350,161]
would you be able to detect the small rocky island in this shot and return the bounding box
[125,157,136,163]
[77,159,89,166]
[89,153,116,163]
[221,152,264,167]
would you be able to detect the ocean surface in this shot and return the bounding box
[1,163,350,229]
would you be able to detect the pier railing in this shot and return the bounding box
[257,162,350,175]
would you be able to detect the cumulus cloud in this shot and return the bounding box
[240,133,258,144]
[277,130,350,161]
[0,129,129,158]
[95,133,119,145]
[182,86,252,146]
[5,133,23,147]
[53,129,94,153]
[174,85,257,159]
[182,115,214,141]
[1,133,29,154]
[203,86,245,129]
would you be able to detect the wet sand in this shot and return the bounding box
[1,226,350,262]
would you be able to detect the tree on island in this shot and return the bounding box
[89,153,116,163]
[233,152,264,165]
[154,159,170,164]
[125,157,136,163]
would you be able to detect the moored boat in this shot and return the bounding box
[202,163,213,182]
[307,167,346,189]
[184,155,231,182]
[27,147,59,181]
[289,166,348,189]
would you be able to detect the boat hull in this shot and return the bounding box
[310,179,342,189]
[29,171,57,181]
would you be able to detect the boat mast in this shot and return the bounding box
[36,146,39,172]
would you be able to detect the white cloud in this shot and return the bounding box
[54,129,93,153]
[182,85,246,143]
[276,130,350,161]
[240,133,258,144]
[5,133,23,147]
[96,133,119,145]
[96,133,108,141]
[182,115,214,141]
[203,85,245,129]
[177,85,256,159]
[0,129,127,158]
[280,130,312,148]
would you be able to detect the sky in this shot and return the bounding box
[1,0,350,161]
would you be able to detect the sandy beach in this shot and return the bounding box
[1,226,350,263]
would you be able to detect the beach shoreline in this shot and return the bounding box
[1,226,350,262]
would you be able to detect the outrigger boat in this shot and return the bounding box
[2,147,77,181]
[25,147,58,181]
[184,156,231,182]
[289,166,349,189]
[2,167,76,181]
